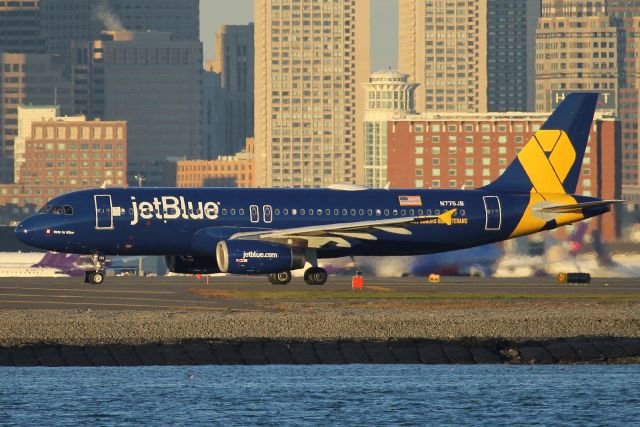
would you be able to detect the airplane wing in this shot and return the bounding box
[228,209,457,249]
[538,199,624,214]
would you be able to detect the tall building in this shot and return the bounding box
[487,0,540,112]
[362,70,418,188]
[0,52,72,183]
[210,24,254,156]
[202,65,224,160]
[69,31,203,186]
[0,0,45,53]
[254,0,370,188]
[536,1,639,191]
[399,0,539,113]
[40,0,199,58]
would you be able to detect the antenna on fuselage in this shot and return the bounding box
[384,181,391,190]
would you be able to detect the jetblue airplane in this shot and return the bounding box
[15,93,621,285]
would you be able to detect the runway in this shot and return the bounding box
[0,275,638,311]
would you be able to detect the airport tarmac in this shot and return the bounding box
[1,275,639,365]
[0,275,638,311]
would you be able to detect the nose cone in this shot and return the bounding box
[15,217,34,246]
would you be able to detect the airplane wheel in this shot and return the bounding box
[87,271,105,285]
[304,267,327,286]
[269,271,291,285]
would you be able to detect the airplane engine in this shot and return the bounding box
[216,240,305,274]
[164,255,221,275]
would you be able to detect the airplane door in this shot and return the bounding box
[483,196,501,231]
[94,194,114,230]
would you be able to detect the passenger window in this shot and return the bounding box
[308,209,314,216]
[358,209,364,216]
[230,208,236,216]
[239,209,245,216]
[300,209,306,215]
[275,208,281,216]
[401,210,406,216]
[350,209,356,216]
[376,209,381,216]
[384,209,389,216]
[393,209,398,216]
[418,209,424,215]
[283,209,289,215]
[317,209,322,216]
[409,209,415,216]
[333,209,339,215]
[250,205,259,223]
[342,209,347,216]
[367,209,372,216]
[292,209,297,216]
[326,209,331,216]
[222,209,228,215]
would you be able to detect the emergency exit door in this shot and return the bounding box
[483,196,501,231]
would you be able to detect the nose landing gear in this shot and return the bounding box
[85,254,106,285]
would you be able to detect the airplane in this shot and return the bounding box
[14,93,623,285]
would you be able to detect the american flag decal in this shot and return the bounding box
[398,195,422,207]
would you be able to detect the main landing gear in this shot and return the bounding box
[267,267,328,286]
[268,271,292,285]
[304,267,327,286]
[85,254,106,285]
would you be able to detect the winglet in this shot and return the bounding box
[438,209,457,226]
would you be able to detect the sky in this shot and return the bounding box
[199,0,398,71]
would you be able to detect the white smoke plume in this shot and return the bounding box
[93,0,125,31]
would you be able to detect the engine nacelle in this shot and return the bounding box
[164,255,221,275]
[216,240,305,274]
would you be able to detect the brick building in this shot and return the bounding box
[386,113,621,240]
[0,117,127,215]
[176,138,254,188]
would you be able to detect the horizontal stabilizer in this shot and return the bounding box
[538,200,624,214]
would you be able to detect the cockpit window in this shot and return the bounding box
[40,205,73,215]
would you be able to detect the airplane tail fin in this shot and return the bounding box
[483,93,598,195]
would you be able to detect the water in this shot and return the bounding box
[1,365,639,426]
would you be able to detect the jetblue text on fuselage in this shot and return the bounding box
[130,196,220,225]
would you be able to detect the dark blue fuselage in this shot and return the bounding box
[16,187,542,258]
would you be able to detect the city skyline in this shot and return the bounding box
[200,0,398,71]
